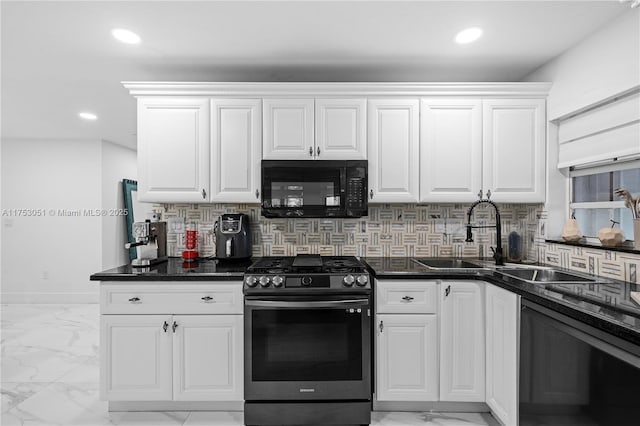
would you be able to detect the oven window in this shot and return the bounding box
[251,309,363,382]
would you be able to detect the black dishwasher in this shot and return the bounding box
[520,300,640,425]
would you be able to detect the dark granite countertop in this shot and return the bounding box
[90,257,253,281]
[363,257,640,346]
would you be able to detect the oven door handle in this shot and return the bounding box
[244,299,370,309]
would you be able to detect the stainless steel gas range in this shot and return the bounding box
[243,254,372,426]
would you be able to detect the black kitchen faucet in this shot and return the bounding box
[465,191,504,266]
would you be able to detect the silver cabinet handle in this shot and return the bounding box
[201,189,207,199]
[317,146,320,156]
[486,189,492,200]
[255,189,260,199]
[128,297,141,303]
[201,296,214,303]
[369,189,373,200]
[379,320,384,333]
[309,146,313,157]
[163,321,168,333]
[402,296,414,302]
[445,285,451,297]
[172,321,178,333]
[477,189,483,200]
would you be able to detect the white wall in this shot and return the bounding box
[523,7,640,238]
[101,142,137,270]
[1,139,136,303]
[523,8,640,120]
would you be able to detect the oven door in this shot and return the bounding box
[244,295,371,401]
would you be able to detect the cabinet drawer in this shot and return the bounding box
[101,282,243,315]
[376,280,438,314]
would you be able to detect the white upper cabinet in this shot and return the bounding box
[210,99,262,203]
[315,98,367,160]
[367,99,420,203]
[483,98,546,203]
[420,99,482,202]
[262,98,315,159]
[137,97,210,202]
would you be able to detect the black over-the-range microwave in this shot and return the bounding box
[261,160,368,218]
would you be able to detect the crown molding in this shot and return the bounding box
[122,81,552,98]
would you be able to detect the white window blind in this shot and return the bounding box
[557,89,640,169]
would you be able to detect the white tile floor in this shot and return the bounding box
[1,304,498,426]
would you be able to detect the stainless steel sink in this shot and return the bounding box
[497,268,596,283]
[412,258,484,270]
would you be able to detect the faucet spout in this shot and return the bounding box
[466,198,504,266]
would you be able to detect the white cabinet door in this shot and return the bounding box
[482,99,546,202]
[420,99,482,202]
[315,98,367,160]
[101,315,172,401]
[440,281,485,402]
[376,314,438,401]
[263,98,314,159]
[486,284,519,426]
[173,315,243,401]
[137,97,210,202]
[210,99,262,203]
[367,99,419,202]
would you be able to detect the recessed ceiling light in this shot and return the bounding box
[455,27,483,44]
[79,112,98,121]
[111,28,141,44]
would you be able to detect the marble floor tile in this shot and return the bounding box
[184,411,244,425]
[1,304,501,426]
[372,411,500,426]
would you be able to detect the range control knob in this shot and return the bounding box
[343,274,355,287]
[272,276,284,288]
[259,276,271,287]
[301,276,313,286]
[356,275,369,287]
[245,276,258,288]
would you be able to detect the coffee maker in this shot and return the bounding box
[125,220,167,267]
[214,214,251,260]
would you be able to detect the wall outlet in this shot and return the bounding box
[167,217,185,234]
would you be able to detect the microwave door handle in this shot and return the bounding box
[245,299,370,309]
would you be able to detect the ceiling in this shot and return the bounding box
[1,0,631,149]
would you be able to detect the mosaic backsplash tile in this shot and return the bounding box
[159,202,546,261]
[157,202,640,282]
[541,242,640,284]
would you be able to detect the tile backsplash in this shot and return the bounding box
[160,202,546,261]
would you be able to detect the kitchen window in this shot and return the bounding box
[570,160,640,242]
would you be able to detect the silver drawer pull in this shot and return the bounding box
[128,297,141,303]
[402,296,414,302]
[201,296,214,303]
[163,321,169,333]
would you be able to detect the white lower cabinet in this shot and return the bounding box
[376,314,438,401]
[100,282,243,403]
[101,315,173,401]
[439,281,485,402]
[486,284,520,426]
[101,314,243,402]
[173,315,243,401]
[375,280,439,402]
